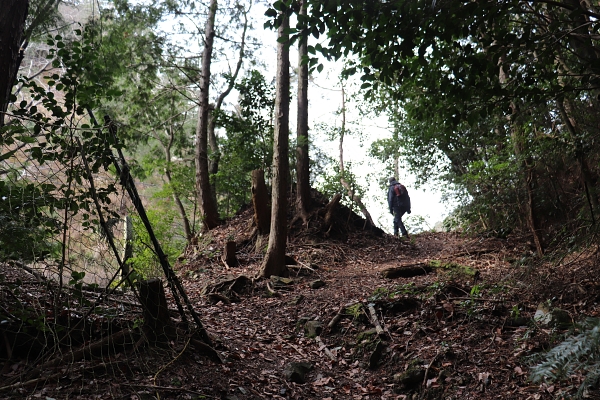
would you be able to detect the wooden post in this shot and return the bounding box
[324,193,342,228]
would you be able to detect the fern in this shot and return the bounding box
[530,319,600,398]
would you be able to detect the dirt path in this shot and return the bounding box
[172,228,587,399]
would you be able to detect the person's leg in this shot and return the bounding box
[398,210,408,236]
[393,207,401,236]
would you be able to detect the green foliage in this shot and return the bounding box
[128,208,186,279]
[530,319,600,398]
[215,70,275,217]
[2,27,120,263]
[0,181,60,261]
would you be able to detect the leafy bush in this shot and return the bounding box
[128,208,186,279]
[0,181,60,262]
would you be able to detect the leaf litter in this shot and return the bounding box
[3,203,600,399]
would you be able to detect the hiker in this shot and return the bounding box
[387,177,411,237]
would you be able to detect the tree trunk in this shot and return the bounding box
[295,0,311,220]
[324,193,342,229]
[138,279,172,344]
[511,117,543,256]
[557,96,598,225]
[163,118,193,242]
[207,4,249,195]
[498,61,543,255]
[260,12,290,278]
[195,0,220,231]
[251,169,270,235]
[0,0,28,127]
[167,167,194,241]
[121,215,133,279]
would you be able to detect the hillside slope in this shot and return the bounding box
[2,200,600,399]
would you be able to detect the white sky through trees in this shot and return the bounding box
[253,7,452,233]
[158,0,453,232]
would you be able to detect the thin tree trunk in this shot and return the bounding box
[251,169,270,235]
[163,112,194,242]
[0,0,28,127]
[195,0,220,231]
[556,97,597,224]
[165,168,193,241]
[121,215,133,279]
[166,148,193,241]
[295,0,311,220]
[511,118,543,256]
[338,85,375,227]
[208,3,250,194]
[498,60,543,255]
[260,12,290,278]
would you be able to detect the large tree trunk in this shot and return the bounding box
[260,12,290,278]
[195,0,220,231]
[295,0,311,220]
[0,0,28,127]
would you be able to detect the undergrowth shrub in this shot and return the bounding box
[129,208,186,279]
[529,318,600,398]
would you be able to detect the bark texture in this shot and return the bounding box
[0,0,28,126]
[138,279,172,344]
[195,0,220,230]
[295,0,311,219]
[251,169,270,235]
[260,13,290,278]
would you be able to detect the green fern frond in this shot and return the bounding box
[530,319,600,399]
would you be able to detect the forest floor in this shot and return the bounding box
[2,198,600,399]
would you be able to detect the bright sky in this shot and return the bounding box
[307,67,454,233]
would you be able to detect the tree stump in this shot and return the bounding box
[138,279,172,344]
[223,240,239,267]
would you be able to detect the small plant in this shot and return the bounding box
[470,284,481,297]
[510,305,521,320]
[368,287,390,301]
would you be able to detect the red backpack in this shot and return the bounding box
[393,183,405,197]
